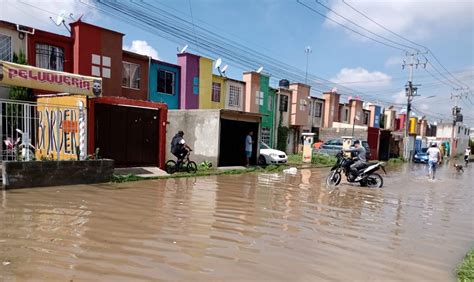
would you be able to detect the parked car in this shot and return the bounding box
[413,148,429,163]
[259,142,288,165]
[316,138,371,160]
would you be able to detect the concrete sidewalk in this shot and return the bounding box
[114,167,168,178]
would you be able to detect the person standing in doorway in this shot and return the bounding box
[427,143,441,180]
[245,131,254,167]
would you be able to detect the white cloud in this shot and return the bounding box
[324,0,473,41]
[331,67,392,88]
[0,0,98,35]
[124,40,159,59]
[385,56,403,68]
[393,90,406,104]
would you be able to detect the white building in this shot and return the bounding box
[436,122,471,155]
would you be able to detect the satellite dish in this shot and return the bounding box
[221,65,228,73]
[215,58,222,69]
[55,11,66,26]
[256,66,264,74]
[179,45,188,54]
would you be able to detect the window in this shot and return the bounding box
[458,126,461,134]
[268,96,273,112]
[309,101,312,116]
[193,77,199,95]
[364,112,370,125]
[279,95,289,112]
[212,82,221,102]
[299,99,306,111]
[314,102,322,117]
[256,91,264,106]
[0,34,12,62]
[158,70,175,94]
[262,128,271,145]
[36,43,64,71]
[122,62,140,89]
[228,85,241,107]
[344,109,349,122]
[92,54,111,78]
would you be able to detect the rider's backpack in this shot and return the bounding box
[171,135,181,154]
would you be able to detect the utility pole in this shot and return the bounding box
[304,46,312,84]
[401,53,425,160]
[450,90,467,157]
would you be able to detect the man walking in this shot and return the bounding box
[427,143,441,180]
[245,131,254,167]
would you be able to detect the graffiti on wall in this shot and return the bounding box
[36,96,87,160]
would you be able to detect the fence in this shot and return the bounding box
[0,98,87,162]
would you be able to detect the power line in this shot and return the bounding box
[79,0,400,106]
[341,0,470,90]
[314,0,418,53]
[296,0,407,52]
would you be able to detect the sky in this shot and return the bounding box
[1,0,473,125]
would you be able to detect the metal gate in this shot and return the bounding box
[0,98,87,162]
[94,103,158,167]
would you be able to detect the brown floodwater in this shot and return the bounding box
[1,163,473,281]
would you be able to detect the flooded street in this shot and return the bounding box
[1,163,473,281]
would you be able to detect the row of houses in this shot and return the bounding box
[0,19,470,168]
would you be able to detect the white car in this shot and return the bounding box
[259,142,288,165]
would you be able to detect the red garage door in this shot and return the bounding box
[367,127,380,161]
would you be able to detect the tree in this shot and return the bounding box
[9,50,33,101]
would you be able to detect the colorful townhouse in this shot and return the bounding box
[149,58,181,109]
[0,20,168,168]
[243,71,276,146]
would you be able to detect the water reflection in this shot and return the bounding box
[0,163,472,281]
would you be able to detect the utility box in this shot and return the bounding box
[302,133,315,163]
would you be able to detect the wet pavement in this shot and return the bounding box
[0,162,473,281]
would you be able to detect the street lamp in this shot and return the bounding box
[304,46,312,84]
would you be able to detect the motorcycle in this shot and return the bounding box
[326,150,386,188]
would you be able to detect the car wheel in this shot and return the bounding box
[258,155,267,166]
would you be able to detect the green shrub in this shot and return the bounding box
[312,153,336,166]
[457,249,474,282]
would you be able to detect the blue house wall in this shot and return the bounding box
[149,60,180,109]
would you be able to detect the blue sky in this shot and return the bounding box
[1,0,473,124]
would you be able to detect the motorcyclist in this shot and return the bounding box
[343,140,367,178]
[171,130,192,168]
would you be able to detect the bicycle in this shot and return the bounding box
[165,150,198,174]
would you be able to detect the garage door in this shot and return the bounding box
[94,104,158,167]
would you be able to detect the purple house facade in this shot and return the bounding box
[177,53,200,109]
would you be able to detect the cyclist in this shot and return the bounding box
[171,130,192,169]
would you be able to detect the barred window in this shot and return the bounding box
[364,112,370,125]
[314,102,322,117]
[228,85,241,107]
[268,96,273,112]
[299,99,306,111]
[36,43,64,71]
[158,70,175,94]
[122,62,140,89]
[0,34,12,62]
[279,95,288,112]
[212,82,221,102]
[256,91,264,106]
[262,128,271,145]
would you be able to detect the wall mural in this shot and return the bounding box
[36,96,87,160]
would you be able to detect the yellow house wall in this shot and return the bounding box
[209,75,226,109]
[198,57,213,109]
